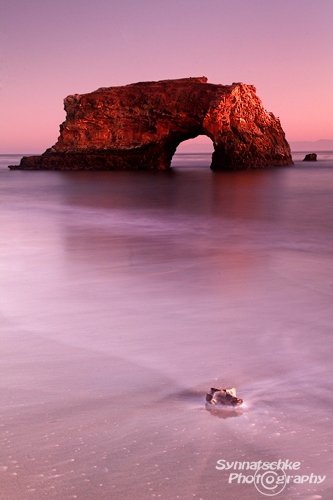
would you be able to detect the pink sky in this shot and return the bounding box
[1,0,332,153]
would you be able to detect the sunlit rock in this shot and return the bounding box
[9,77,293,171]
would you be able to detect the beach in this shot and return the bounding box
[1,152,332,499]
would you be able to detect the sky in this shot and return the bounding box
[0,0,332,153]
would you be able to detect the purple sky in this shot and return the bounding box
[1,0,332,153]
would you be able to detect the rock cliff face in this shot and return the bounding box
[9,77,293,171]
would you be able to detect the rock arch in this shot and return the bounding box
[10,77,293,171]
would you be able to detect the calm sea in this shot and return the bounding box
[1,152,332,499]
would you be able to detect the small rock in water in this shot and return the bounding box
[303,153,317,161]
[206,387,243,407]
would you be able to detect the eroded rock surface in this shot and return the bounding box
[9,77,293,171]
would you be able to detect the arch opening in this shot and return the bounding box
[170,135,215,169]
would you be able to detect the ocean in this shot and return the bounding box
[1,151,332,499]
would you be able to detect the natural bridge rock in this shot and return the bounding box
[9,77,293,171]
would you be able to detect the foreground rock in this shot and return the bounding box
[303,153,317,161]
[206,387,243,407]
[9,77,293,171]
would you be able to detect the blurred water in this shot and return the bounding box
[1,153,333,499]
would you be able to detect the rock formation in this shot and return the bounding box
[9,77,293,171]
[303,153,317,161]
[206,387,243,407]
